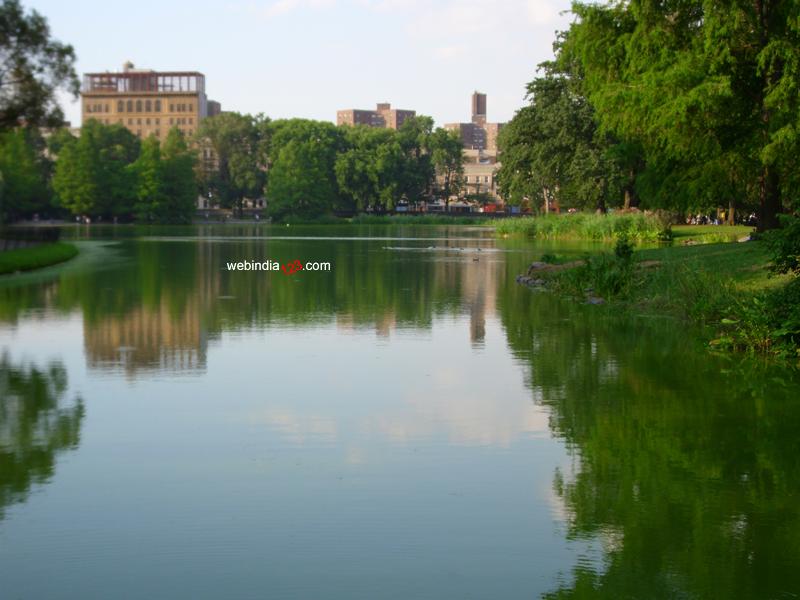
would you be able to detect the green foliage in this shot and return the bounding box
[195,112,268,213]
[0,128,51,221]
[497,38,631,212]
[52,120,140,217]
[495,212,665,241]
[613,234,634,261]
[567,0,800,230]
[129,129,196,223]
[766,215,800,275]
[0,0,79,130]
[0,242,77,274]
[430,127,464,205]
[267,119,344,221]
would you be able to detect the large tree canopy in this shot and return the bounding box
[567,0,800,228]
[0,0,79,130]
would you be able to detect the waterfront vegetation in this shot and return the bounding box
[494,212,670,242]
[534,238,800,361]
[0,242,78,275]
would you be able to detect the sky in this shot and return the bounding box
[26,0,575,128]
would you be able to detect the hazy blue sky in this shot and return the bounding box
[27,0,574,127]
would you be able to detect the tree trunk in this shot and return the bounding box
[727,200,735,226]
[757,166,780,231]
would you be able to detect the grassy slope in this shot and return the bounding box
[0,242,79,275]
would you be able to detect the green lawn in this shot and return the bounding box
[671,224,753,243]
[0,242,79,275]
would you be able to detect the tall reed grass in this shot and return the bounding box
[494,212,669,242]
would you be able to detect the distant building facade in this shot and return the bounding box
[445,91,504,153]
[337,103,415,129]
[442,92,507,204]
[80,62,221,140]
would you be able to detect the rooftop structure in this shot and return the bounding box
[80,62,221,140]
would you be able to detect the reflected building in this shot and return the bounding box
[83,298,209,376]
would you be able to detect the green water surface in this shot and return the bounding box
[1,225,798,599]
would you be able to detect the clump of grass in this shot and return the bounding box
[495,212,669,242]
[0,242,78,275]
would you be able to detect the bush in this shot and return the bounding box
[767,214,800,275]
[494,212,666,242]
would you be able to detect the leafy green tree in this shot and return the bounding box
[52,120,139,218]
[568,0,800,229]
[0,128,50,221]
[130,136,165,222]
[497,33,629,213]
[159,128,197,223]
[195,112,266,215]
[430,128,464,209]
[0,0,79,130]
[396,116,435,202]
[267,119,345,220]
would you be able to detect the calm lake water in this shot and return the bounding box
[1,225,799,599]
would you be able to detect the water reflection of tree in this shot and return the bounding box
[0,231,512,375]
[0,354,84,519]
[498,281,800,599]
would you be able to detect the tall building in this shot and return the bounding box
[443,92,507,203]
[337,102,415,129]
[445,91,504,153]
[471,92,487,125]
[80,62,221,139]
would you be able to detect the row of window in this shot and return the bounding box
[87,100,196,114]
[465,175,492,183]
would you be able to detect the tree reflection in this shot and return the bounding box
[0,354,84,519]
[498,284,800,599]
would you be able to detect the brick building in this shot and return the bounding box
[337,102,415,129]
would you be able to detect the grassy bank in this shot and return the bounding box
[527,240,799,362]
[495,212,670,241]
[0,242,79,275]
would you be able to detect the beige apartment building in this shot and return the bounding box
[337,102,415,129]
[81,62,221,140]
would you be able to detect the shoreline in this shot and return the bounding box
[515,240,799,364]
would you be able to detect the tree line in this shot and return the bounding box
[497,0,800,230]
[194,113,464,221]
[1,112,465,224]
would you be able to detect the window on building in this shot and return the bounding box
[146,118,150,125]
[484,176,489,183]
[105,104,110,112]
[188,104,193,112]
[155,118,160,125]
[117,100,124,112]
[127,100,133,112]
[155,100,161,112]
[136,100,142,112]
[128,118,133,125]
[170,104,174,112]
[145,100,152,112]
